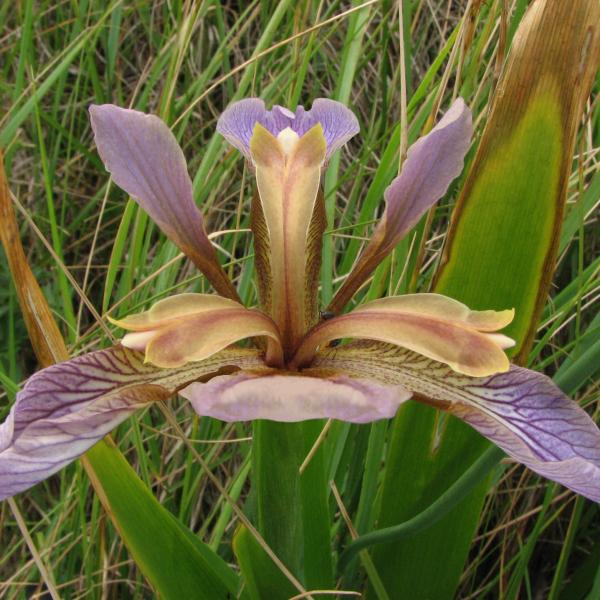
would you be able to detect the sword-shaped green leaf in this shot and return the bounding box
[85,441,240,599]
[253,420,333,590]
[371,1,600,597]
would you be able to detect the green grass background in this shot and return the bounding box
[0,0,599,598]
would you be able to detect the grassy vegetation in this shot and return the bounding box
[0,0,599,597]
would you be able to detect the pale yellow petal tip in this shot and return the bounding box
[499,308,516,328]
[485,333,516,350]
[107,313,150,331]
[468,306,515,331]
[107,315,124,327]
[249,123,284,166]
[293,124,327,166]
[121,330,157,352]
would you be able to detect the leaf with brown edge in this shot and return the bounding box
[372,2,600,596]
[0,150,68,368]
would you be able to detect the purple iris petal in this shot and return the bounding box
[0,346,262,500]
[0,347,157,500]
[268,105,300,132]
[454,366,600,502]
[312,342,600,502]
[215,99,270,161]
[181,372,410,423]
[305,99,361,157]
[328,98,473,312]
[383,98,472,241]
[90,105,211,257]
[217,98,359,161]
[89,105,238,300]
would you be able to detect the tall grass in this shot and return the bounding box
[0,0,598,597]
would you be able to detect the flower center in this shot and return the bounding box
[276,127,300,155]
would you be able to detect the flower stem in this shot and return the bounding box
[338,444,505,573]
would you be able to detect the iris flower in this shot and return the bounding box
[1,98,599,503]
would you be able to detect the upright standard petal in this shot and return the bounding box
[217,98,358,161]
[217,98,270,161]
[89,105,239,301]
[304,99,360,159]
[292,293,513,376]
[250,123,327,357]
[111,293,284,368]
[329,99,473,313]
[182,371,410,424]
[314,341,600,503]
[0,346,264,500]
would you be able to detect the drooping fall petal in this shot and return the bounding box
[217,98,358,161]
[250,123,327,357]
[328,99,473,313]
[0,346,264,500]
[292,294,514,377]
[313,341,600,502]
[181,371,410,423]
[89,105,239,301]
[111,293,284,369]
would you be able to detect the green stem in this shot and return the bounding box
[338,445,504,573]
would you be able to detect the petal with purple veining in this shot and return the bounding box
[217,98,358,161]
[217,98,270,161]
[451,369,600,502]
[313,341,600,502]
[304,99,360,159]
[0,346,264,500]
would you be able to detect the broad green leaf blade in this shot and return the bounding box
[84,441,239,600]
[253,421,303,576]
[299,421,334,589]
[253,421,333,589]
[371,1,600,598]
